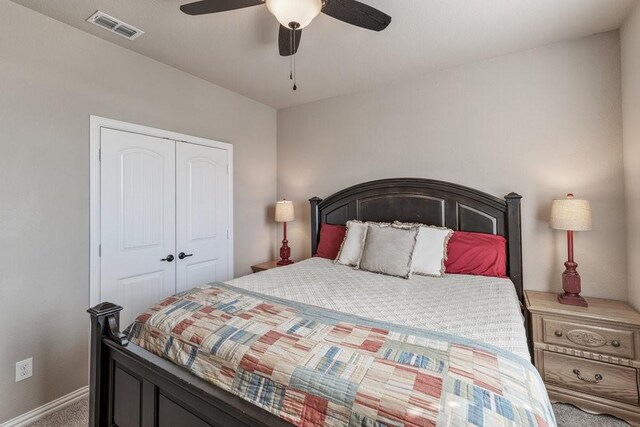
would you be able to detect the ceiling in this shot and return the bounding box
[11,0,638,109]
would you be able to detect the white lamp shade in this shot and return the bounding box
[550,194,592,231]
[266,0,322,29]
[275,200,295,223]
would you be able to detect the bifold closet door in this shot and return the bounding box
[100,128,177,327]
[176,142,230,292]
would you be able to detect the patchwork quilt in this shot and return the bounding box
[128,284,555,427]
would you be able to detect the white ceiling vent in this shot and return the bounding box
[87,11,144,40]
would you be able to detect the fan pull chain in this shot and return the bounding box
[289,29,293,81]
[292,29,297,91]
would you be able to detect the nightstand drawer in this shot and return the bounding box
[543,318,635,359]
[251,260,283,273]
[543,351,638,405]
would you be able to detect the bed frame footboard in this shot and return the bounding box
[87,303,291,427]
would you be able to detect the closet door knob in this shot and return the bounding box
[161,255,174,262]
[178,252,193,260]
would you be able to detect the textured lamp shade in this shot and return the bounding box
[266,0,322,29]
[275,200,295,223]
[550,195,592,231]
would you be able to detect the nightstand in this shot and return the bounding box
[251,260,284,273]
[525,290,640,426]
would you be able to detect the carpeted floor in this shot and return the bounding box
[553,403,629,426]
[25,398,629,426]
[28,398,88,427]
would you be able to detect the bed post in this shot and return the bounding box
[309,197,322,255]
[87,302,128,427]
[505,192,531,357]
[504,192,523,302]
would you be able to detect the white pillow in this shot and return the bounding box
[335,220,368,267]
[394,222,453,277]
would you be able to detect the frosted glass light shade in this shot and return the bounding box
[266,0,322,29]
[275,200,295,222]
[550,194,592,231]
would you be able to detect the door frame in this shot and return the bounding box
[89,115,234,308]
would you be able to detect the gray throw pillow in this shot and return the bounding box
[359,225,418,279]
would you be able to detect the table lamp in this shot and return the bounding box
[275,199,295,266]
[550,193,592,307]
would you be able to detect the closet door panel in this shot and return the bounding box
[176,142,229,291]
[100,129,176,327]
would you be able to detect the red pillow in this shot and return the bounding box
[315,223,347,260]
[445,231,507,278]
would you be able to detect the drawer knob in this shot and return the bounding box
[611,340,620,348]
[554,330,563,337]
[572,369,603,384]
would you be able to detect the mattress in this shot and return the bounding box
[228,257,529,361]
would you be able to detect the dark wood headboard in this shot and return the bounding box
[309,178,524,303]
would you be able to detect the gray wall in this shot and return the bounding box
[622,3,640,310]
[0,2,276,423]
[1,0,635,422]
[278,31,626,301]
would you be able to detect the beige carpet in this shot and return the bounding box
[25,398,629,426]
[28,398,88,427]
[552,404,629,426]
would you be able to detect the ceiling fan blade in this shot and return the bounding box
[322,0,391,31]
[180,0,262,15]
[279,25,302,56]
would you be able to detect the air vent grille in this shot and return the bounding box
[87,11,144,40]
[113,25,137,38]
[94,15,118,30]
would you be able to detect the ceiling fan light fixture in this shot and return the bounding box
[265,0,322,29]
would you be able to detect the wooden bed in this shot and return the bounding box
[88,178,525,427]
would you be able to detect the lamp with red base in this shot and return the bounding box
[550,193,592,307]
[275,199,295,266]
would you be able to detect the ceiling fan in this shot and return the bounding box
[180,0,391,90]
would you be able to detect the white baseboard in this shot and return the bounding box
[0,385,89,427]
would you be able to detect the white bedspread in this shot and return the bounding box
[227,257,530,361]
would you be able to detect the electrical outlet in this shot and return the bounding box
[15,358,32,382]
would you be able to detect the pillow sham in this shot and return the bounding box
[315,223,347,260]
[445,231,507,278]
[359,225,418,279]
[335,220,368,267]
[394,221,453,277]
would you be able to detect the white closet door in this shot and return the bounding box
[100,128,176,327]
[176,142,229,291]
